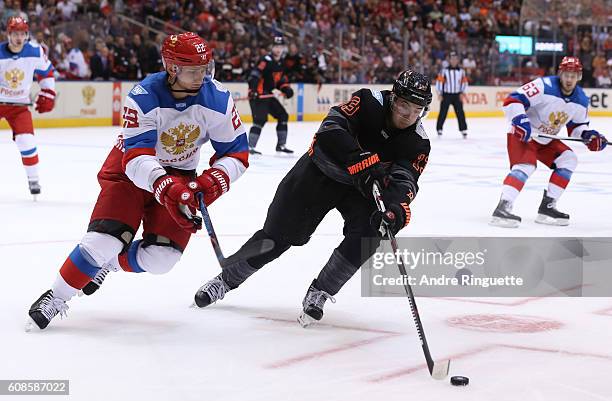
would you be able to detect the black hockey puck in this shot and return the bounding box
[450,376,469,386]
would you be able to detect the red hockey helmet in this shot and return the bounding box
[558,56,583,74]
[161,32,213,67]
[7,16,29,33]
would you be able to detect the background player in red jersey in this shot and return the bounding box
[0,16,56,198]
[491,57,608,228]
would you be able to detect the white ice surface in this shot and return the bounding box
[1,118,611,401]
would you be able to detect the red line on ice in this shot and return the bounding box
[257,316,401,369]
[434,284,589,306]
[264,333,400,369]
[254,316,400,335]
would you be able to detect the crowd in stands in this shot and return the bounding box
[1,0,611,88]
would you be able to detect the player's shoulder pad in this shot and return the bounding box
[415,121,429,141]
[369,89,384,106]
[127,72,165,113]
[264,55,272,62]
[14,42,41,58]
[569,85,589,108]
[197,79,231,114]
[353,87,384,109]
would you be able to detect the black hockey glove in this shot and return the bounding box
[370,202,411,237]
[280,86,294,99]
[248,89,259,100]
[346,151,386,199]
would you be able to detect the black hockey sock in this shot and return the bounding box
[221,259,259,289]
[315,249,360,296]
[221,230,290,289]
[249,124,263,148]
[276,121,288,146]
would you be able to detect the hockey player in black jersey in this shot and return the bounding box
[247,36,294,155]
[195,69,432,326]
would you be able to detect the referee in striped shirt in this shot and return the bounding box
[436,52,469,138]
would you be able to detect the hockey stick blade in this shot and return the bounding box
[431,359,450,380]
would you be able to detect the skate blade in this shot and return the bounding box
[535,214,569,226]
[489,216,520,228]
[274,152,295,158]
[32,194,38,202]
[297,313,317,328]
[24,316,41,332]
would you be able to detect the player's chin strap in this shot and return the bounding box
[165,74,203,95]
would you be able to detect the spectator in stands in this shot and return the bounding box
[31,30,49,55]
[284,42,306,82]
[5,0,606,88]
[126,53,140,80]
[110,35,130,80]
[462,53,477,74]
[90,44,112,81]
[56,0,78,21]
[595,61,611,88]
[59,38,89,79]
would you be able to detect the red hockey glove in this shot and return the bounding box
[188,168,230,207]
[35,89,56,113]
[153,175,201,233]
[581,130,608,152]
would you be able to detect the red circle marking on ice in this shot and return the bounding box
[446,314,563,333]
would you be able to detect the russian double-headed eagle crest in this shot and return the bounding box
[160,122,200,155]
[82,85,96,105]
[548,111,569,131]
[4,68,24,89]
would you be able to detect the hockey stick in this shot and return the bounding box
[234,93,283,102]
[537,134,585,142]
[372,181,450,380]
[196,193,274,268]
[0,101,33,106]
[537,133,609,148]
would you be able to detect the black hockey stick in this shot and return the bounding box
[372,181,450,380]
[0,101,33,106]
[537,134,585,142]
[196,193,274,268]
[537,133,610,148]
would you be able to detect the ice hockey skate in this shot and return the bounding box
[80,263,118,296]
[275,144,294,154]
[490,199,522,228]
[535,190,569,226]
[194,273,231,308]
[297,280,336,328]
[26,290,68,331]
[28,180,41,201]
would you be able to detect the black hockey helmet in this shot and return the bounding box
[273,36,286,46]
[392,69,432,108]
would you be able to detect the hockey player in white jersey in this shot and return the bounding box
[27,32,249,330]
[491,57,607,228]
[0,16,56,198]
